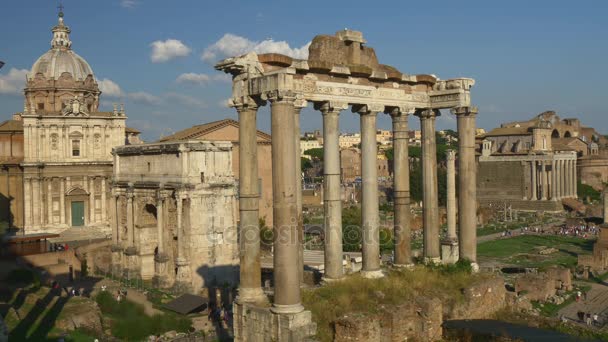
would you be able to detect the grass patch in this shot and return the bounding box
[302,264,488,342]
[477,235,594,268]
[95,291,192,341]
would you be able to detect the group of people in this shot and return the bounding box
[576,311,601,327]
[49,242,69,252]
[557,223,599,238]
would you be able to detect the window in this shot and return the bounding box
[38,103,44,110]
[72,140,80,157]
[147,162,151,172]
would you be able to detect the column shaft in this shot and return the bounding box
[557,159,562,199]
[101,177,107,222]
[551,159,557,200]
[358,107,382,277]
[156,195,164,254]
[38,178,44,225]
[111,194,118,244]
[565,160,571,197]
[418,110,440,261]
[454,107,478,264]
[319,102,343,280]
[236,100,265,303]
[60,178,65,224]
[541,161,548,200]
[573,158,578,198]
[176,197,184,259]
[446,150,457,240]
[531,161,537,200]
[294,106,304,285]
[47,179,52,224]
[391,110,412,265]
[269,93,303,313]
[24,178,31,228]
[127,194,134,246]
[89,177,95,223]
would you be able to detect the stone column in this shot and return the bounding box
[38,177,44,226]
[156,192,165,255]
[268,90,304,313]
[555,159,563,200]
[564,159,572,198]
[446,150,457,241]
[541,161,548,200]
[416,109,441,263]
[174,194,191,292]
[603,189,608,225]
[60,178,65,224]
[388,107,412,266]
[24,178,31,228]
[572,157,578,198]
[316,101,345,280]
[89,177,95,224]
[294,101,305,285]
[47,179,53,225]
[453,107,478,266]
[551,159,557,201]
[101,177,107,222]
[354,104,383,278]
[234,97,266,304]
[126,192,135,248]
[154,191,169,287]
[531,160,537,200]
[110,192,123,276]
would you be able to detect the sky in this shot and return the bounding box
[1,0,607,141]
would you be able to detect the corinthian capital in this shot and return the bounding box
[446,149,456,161]
[232,96,266,112]
[414,108,441,119]
[313,101,348,114]
[263,90,296,103]
[450,106,478,117]
[352,103,384,115]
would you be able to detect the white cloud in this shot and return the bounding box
[150,39,191,63]
[201,33,310,63]
[175,72,231,85]
[98,78,123,97]
[164,92,207,108]
[218,99,231,108]
[127,91,161,104]
[120,0,138,8]
[0,68,28,95]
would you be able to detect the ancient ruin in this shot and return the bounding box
[110,141,239,292]
[216,29,477,341]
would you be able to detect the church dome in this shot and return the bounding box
[30,49,95,82]
[28,11,95,82]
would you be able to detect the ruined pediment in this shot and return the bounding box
[308,30,380,70]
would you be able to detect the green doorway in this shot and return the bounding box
[71,201,85,226]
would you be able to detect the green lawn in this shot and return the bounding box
[477,235,595,268]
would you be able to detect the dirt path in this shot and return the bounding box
[558,283,608,329]
[93,278,161,316]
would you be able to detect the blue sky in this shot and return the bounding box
[1,0,607,140]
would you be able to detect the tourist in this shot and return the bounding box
[577,311,585,322]
[576,290,582,302]
[586,313,592,326]
[583,291,588,301]
[593,313,599,326]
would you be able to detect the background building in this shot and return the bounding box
[160,118,274,226]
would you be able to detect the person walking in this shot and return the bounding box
[586,313,592,326]
[593,313,599,326]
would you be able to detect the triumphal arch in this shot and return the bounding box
[216,30,477,341]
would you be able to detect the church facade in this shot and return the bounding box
[1,12,128,235]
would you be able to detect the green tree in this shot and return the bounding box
[301,157,313,171]
[342,207,362,252]
[578,181,601,202]
[304,147,324,161]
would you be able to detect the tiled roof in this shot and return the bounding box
[125,127,140,134]
[485,126,530,137]
[0,120,23,132]
[159,118,271,142]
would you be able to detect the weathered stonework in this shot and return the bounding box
[112,141,239,292]
[233,302,316,342]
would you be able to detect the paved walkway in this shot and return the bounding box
[558,283,608,328]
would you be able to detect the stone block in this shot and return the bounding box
[335,313,381,341]
[441,240,459,264]
[233,302,316,342]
